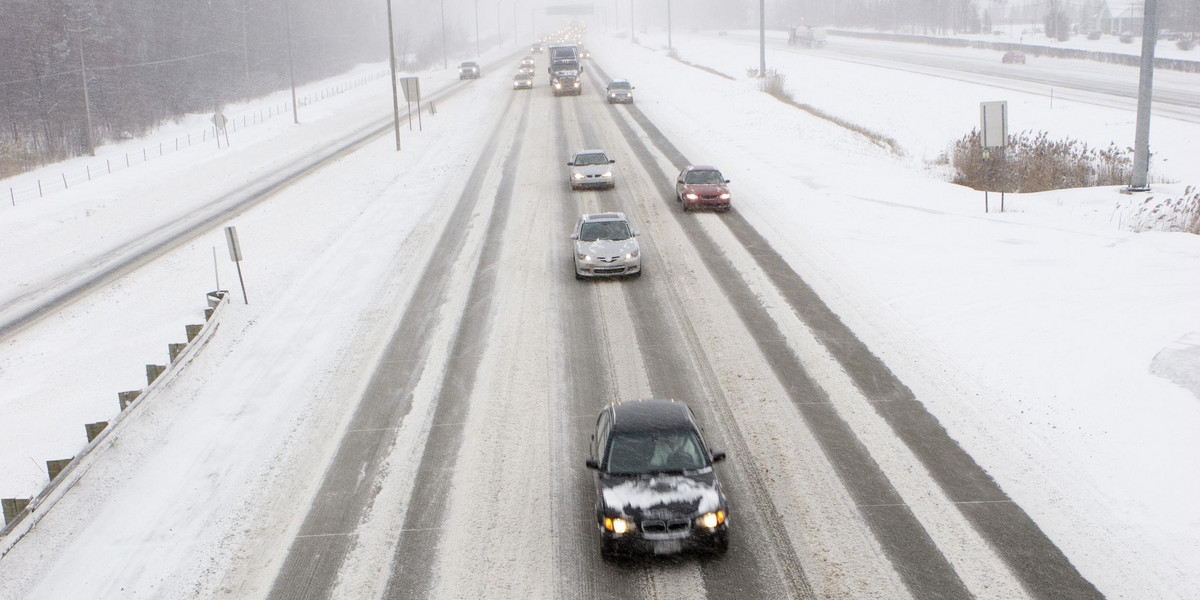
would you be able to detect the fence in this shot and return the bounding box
[4,69,389,208]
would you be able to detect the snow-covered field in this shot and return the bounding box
[1,29,1198,599]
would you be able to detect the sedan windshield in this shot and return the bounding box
[604,430,708,474]
[573,153,610,166]
[579,221,631,242]
[609,81,630,90]
[686,170,725,184]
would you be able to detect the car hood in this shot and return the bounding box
[571,164,613,177]
[681,183,728,195]
[576,238,637,257]
[599,471,722,519]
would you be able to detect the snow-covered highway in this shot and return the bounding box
[2,30,1198,600]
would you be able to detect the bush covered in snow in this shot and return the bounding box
[951,130,1134,193]
[1116,187,1200,235]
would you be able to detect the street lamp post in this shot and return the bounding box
[1129,0,1158,191]
[284,0,299,123]
[385,0,402,151]
[667,0,672,50]
[475,0,481,57]
[497,0,503,49]
[758,0,766,77]
[630,0,635,42]
[441,0,448,69]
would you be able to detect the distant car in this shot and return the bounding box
[513,72,533,89]
[458,61,480,79]
[586,400,729,558]
[570,212,641,279]
[531,42,543,53]
[1001,51,1026,64]
[568,149,617,190]
[605,79,634,104]
[580,47,591,59]
[1087,30,1102,40]
[518,64,536,76]
[520,57,536,69]
[675,165,731,212]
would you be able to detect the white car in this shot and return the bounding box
[567,149,616,190]
[570,212,641,279]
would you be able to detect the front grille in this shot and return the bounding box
[642,519,690,534]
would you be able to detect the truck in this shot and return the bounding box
[547,43,583,96]
[788,26,827,48]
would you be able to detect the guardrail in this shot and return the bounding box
[0,291,230,554]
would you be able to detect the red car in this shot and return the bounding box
[675,165,731,212]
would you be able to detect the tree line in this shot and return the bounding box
[0,0,389,177]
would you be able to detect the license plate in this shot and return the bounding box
[652,540,682,555]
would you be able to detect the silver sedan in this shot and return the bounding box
[570,212,642,279]
[567,149,617,190]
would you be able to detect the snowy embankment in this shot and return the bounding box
[594,31,1200,598]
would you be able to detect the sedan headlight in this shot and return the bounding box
[604,517,631,535]
[577,253,591,261]
[601,171,613,178]
[719,192,731,200]
[572,173,585,180]
[685,193,699,200]
[696,510,726,529]
[626,249,639,259]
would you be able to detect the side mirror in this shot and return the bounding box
[725,179,731,184]
[632,230,641,237]
[569,233,578,240]
[567,162,574,166]
[585,458,600,470]
[711,451,727,463]
[609,159,616,164]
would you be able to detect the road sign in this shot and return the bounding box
[399,77,420,103]
[980,101,1007,148]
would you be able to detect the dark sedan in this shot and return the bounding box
[586,400,730,558]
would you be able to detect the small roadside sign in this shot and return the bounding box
[980,101,1007,148]
[400,76,423,132]
[224,226,248,304]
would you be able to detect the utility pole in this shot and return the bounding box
[667,0,672,50]
[1129,0,1158,191]
[386,0,402,151]
[284,0,299,124]
[497,0,503,49]
[759,0,766,77]
[475,0,481,57]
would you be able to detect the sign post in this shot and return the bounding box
[224,226,248,304]
[980,100,1008,212]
